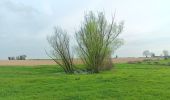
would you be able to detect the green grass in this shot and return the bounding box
[158,58,170,64]
[1,63,170,100]
[140,58,170,66]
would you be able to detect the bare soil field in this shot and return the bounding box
[0,57,145,66]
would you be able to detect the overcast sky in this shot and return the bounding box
[0,0,170,59]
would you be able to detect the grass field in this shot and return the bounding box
[1,60,170,100]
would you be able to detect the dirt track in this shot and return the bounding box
[0,58,145,66]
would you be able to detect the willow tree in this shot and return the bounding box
[47,27,74,74]
[76,12,124,73]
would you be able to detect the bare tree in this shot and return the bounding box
[143,50,150,58]
[47,27,74,74]
[163,50,169,59]
[8,57,15,60]
[21,55,27,60]
[16,55,27,60]
[150,52,155,58]
[76,12,124,73]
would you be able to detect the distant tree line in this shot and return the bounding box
[143,50,169,59]
[8,55,27,60]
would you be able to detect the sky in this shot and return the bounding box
[0,0,170,59]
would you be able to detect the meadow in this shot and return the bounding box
[1,59,170,100]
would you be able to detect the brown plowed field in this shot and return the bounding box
[0,58,145,66]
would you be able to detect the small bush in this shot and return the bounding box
[153,62,159,65]
[146,62,152,65]
[166,62,170,66]
[128,61,137,64]
[164,57,168,60]
[137,61,142,64]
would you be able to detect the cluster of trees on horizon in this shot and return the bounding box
[143,50,169,59]
[47,11,124,74]
[8,55,27,60]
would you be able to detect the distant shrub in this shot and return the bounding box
[137,61,142,64]
[166,62,170,66]
[128,61,137,64]
[164,57,168,60]
[146,62,152,65]
[153,62,159,65]
[75,77,80,80]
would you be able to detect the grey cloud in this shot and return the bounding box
[0,0,54,59]
[0,0,170,59]
[0,0,54,36]
[0,0,39,15]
